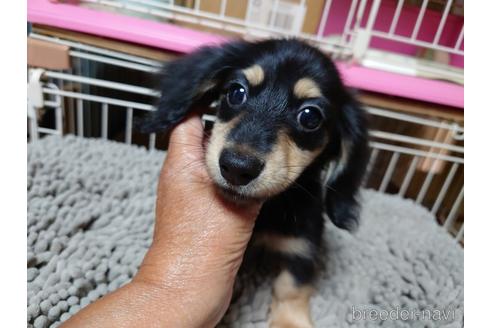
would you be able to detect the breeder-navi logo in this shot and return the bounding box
[352,306,457,322]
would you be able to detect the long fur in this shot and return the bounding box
[139,38,369,325]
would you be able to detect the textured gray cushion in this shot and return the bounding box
[27,136,463,328]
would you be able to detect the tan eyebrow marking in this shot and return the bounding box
[242,64,264,86]
[293,78,322,99]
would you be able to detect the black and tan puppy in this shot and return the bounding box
[141,39,368,327]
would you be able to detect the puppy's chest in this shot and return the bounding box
[254,206,306,236]
[251,192,325,245]
[239,195,325,279]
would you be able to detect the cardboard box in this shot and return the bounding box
[301,0,326,34]
[28,37,71,70]
[199,0,249,19]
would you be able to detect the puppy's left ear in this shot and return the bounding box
[138,42,244,133]
[324,93,369,231]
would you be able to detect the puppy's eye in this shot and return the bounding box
[227,83,247,106]
[297,106,323,131]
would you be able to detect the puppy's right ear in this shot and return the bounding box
[323,94,369,232]
[138,43,244,133]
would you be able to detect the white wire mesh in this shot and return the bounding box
[77,0,463,79]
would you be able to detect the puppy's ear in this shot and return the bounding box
[324,93,369,231]
[138,43,245,133]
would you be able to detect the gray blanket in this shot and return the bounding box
[27,136,464,328]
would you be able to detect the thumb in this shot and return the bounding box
[167,114,205,163]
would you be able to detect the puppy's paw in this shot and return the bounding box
[269,298,314,328]
[269,271,314,328]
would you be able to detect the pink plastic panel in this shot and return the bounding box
[27,0,463,108]
[336,62,463,108]
[28,0,228,53]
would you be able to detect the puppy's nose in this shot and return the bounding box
[219,149,264,186]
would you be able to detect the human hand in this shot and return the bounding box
[62,114,261,328]
[135,114,262,326]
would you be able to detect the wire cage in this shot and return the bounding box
[27,0,464,243]
[78,0,464,83]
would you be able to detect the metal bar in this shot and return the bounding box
[44,71,159,97]
[45,87,62,108]
[108,0,348,51]
[368,30,464,55]
[455,223,464,241]
[42,88,155,111]
[363,148,379,187]
[317,0,333,38]
[341,0,359,44]
[411,0,429,40]
[351,0,380,64]
[125,107,133,144]
[431,162,459,214]
[70,51,160,73]
[44,83,64,135]
[58,73,66,135]
[365,0,382,31]
[29,33,162,67]
[194,0,200,11]
[68,102,75,135]
[443,186,464,230]
[269,0,280,28]
[220,0,227,18]
[75,55,84,135]
[131,0,294,34]
[454,25,464,50]
[370,142,464,164]
[55,105,63,135]
[102,103,108,140]
[149,7,173,20]
[370,130,463,153]
[399,156,419,197]
[297,0,307,38]
[77,99,83,137]
[361,54,463,81]
[355,0,368,23]
[149,133,156,151]
[415,122,449,202]
[85,0,123,8]
[451,123,464,141]
[173,12,201,24]
[379,152,400,192]
[43,101,59,107]
[28,106,39,142]
[433,0,453,45]
[37,127,61,135]
[347,0,369,52]
[125,2,155,15]
[416,158,438,204]
[366,107,464,133]
[83,0,338,52]
[389,0,404,35]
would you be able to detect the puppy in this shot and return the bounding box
[140,39,369,327]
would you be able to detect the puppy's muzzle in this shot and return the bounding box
[219,148,264,186]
